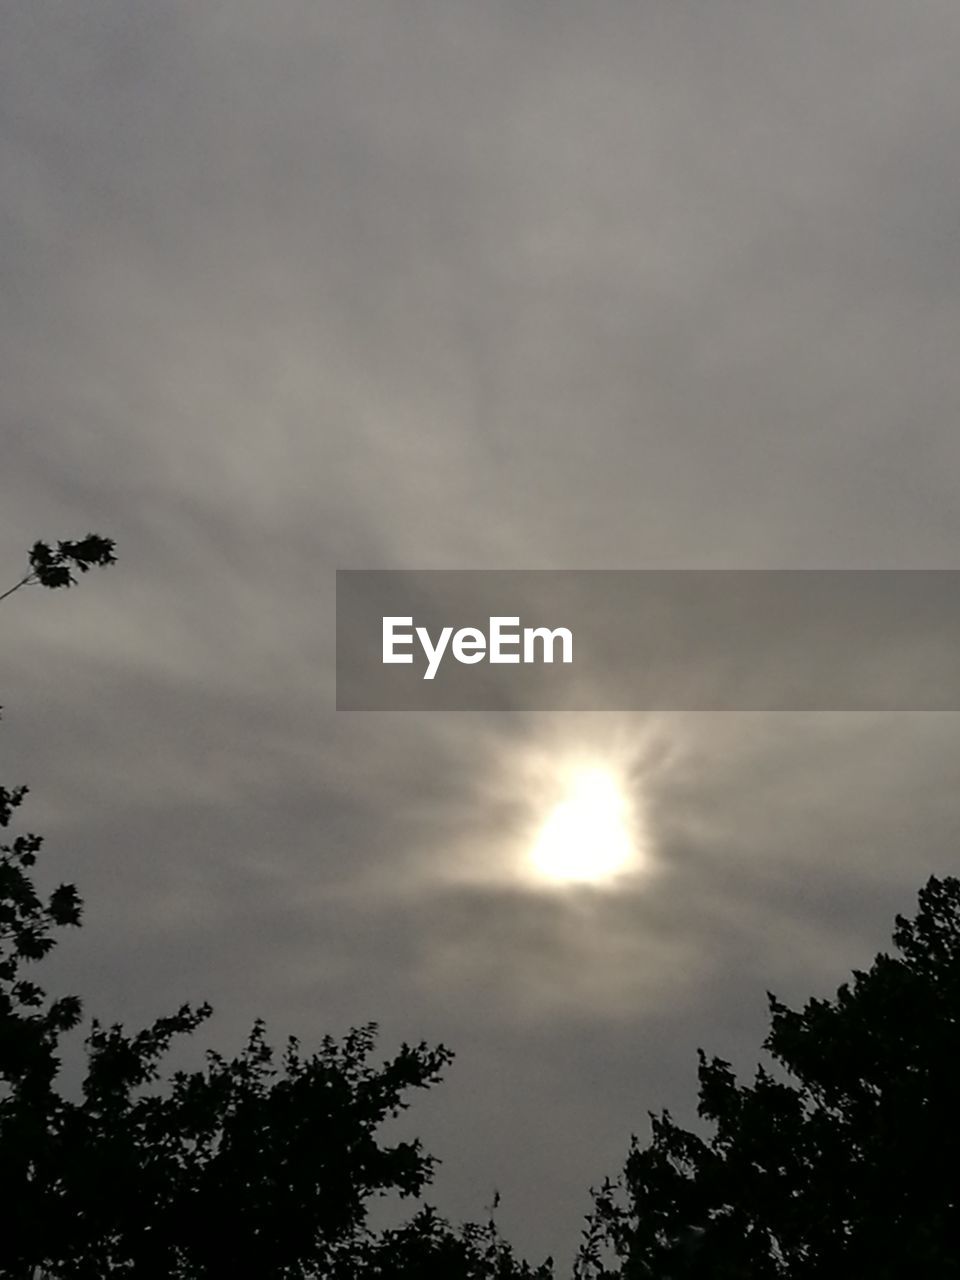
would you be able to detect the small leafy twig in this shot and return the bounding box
[0,535,116,605]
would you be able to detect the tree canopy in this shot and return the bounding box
[578,875,960,1279]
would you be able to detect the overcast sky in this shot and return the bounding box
[3,1,960,1265]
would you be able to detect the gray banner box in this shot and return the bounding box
[336,570,960,711]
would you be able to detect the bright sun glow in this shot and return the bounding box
[529,767,636,885]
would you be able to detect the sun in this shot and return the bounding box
[529,766,637,885]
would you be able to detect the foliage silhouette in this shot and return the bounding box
[0,535,116,606]
[0,538,549,1279]
[578,876,960,1279]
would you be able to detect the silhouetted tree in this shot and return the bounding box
[337,1205,553,1279]
[578,876,960,1279]
[1,539,549,1279]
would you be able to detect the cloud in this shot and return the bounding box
[3,0,960,1263]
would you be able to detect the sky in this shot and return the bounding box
[3,1,960,1266]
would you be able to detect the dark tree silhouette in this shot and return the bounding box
[0,765,550,1280]
[578,876,960,1279]
[0,538,550,1279]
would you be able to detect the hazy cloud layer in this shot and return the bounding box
[3,1,960,1262]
